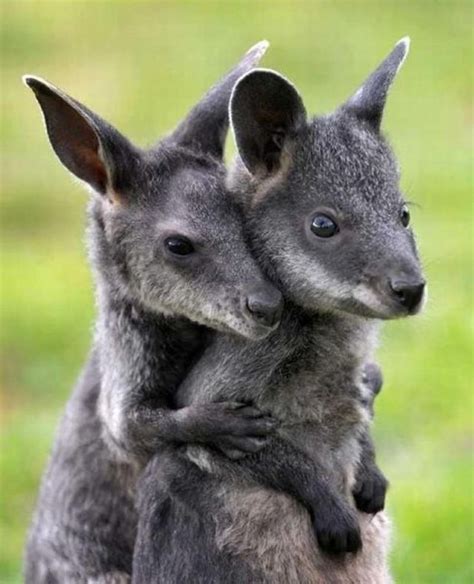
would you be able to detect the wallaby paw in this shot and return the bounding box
[361,362,383,396]
[353,467,388,514]
[313,504,362,554]
[187,401,278,456]
[211,402,278,437]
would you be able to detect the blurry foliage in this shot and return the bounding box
[1,1,472,582]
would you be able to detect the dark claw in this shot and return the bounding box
[346,527,363,553]
[353,469,388,514]
[232,404,264,417]
[316,525,362,555]
[223,413,277,437]
[245,416,279,435]
[313,502,362,555]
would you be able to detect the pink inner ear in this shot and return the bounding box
[37,89,108,194]
[256,107,287,127]
[76,145,108,193]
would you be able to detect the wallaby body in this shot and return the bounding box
[133,39,424,584]
[135,312,391,584]
[24,43,285,583]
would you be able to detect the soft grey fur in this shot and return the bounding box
[23,43,284,582]
[133,38,425,583]
[22,41,385,582]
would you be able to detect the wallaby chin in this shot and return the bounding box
[186,310,279,341]
[349,287,426,321]
[137,288,280,341]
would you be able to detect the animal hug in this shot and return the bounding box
[23,38,425,583]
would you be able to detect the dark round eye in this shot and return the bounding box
[400,204,410,228]
[164,236,195,256]
[310,214,339,238]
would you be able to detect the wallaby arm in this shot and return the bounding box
[96,298,276,462]
[175,329,386,552]
[175,335,364,553]
[352,431,389,513]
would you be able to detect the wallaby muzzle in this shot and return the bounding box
[381,257,426,316]
[389,277,426,314]
[243,285,283,329]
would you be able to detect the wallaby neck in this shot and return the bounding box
[94,280,208,357]
[246,224,379,361]
[286,300,378,361]
[87,202,209,397]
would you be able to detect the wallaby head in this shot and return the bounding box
[24,41,283,339]
[230,38,426,320]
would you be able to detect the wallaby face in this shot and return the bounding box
[24,40,282,340]
[231,38,425,320]
[89,149,282,338]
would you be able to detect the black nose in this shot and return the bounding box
[390,279,425,313]
[245,287,283,328]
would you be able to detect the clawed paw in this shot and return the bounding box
[313,503,362,554]
[353,468,388,514]
[199,401,278,457]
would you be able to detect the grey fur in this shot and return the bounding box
[133,38,423,583]
[23,43,280,582]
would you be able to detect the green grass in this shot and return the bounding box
[1,1,472,582]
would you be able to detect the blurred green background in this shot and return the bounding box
[1,1,472,582]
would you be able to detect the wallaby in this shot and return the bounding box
[23,43,286,583]
[132,38,425,584]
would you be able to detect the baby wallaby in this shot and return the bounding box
[133,38,425,584]
[23,43,282,583]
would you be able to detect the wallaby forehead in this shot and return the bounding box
[141,149,225,205]
[140,159,243,238]
[140,149,243,238]
[169,164,223,195]
[143,145,218,183]
[288,114,401,218]
[296,116,400,209]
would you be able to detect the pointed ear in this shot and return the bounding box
[342,37,410,131]
[230,69,306,177]
[171,40,269,159]
[23,75,139,199]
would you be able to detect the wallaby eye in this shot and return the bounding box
[400,204,410,228]
[164,236,195,256]
[311,214,339,238]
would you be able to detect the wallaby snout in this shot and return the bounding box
[389,277,426,314]
[244,285,283,329]
[378,251,426,316]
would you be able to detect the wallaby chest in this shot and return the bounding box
[257,310,374,441]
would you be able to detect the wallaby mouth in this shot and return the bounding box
[212,310,281,341]
[207,285,283,341]
[388,277,426,315]
[352,273,426,320]
[243,286,284,329]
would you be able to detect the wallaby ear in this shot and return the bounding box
[23,75,138,199]
[171,40,269,160]
[230,69,306,177]
[342,37,410,131]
